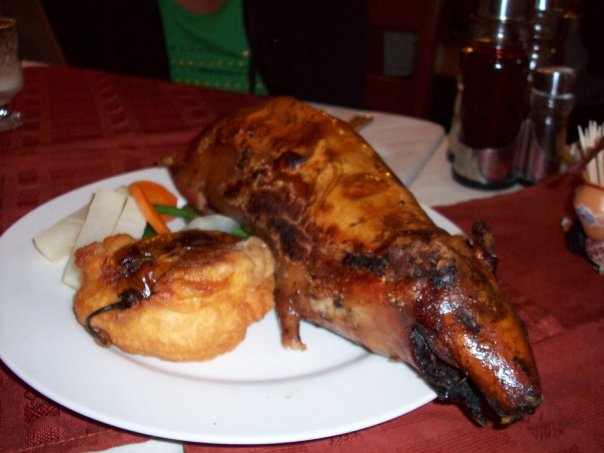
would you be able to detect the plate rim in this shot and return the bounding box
[0,167,462,444]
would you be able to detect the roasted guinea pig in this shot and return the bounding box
[167,97,542,424]
[74,230,275,361]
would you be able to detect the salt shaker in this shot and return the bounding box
[515,66,575,184]
[451,0,530,189]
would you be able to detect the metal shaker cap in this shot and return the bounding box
[532,66,576,95]
[534,0,568,12]
[478,0,527,19]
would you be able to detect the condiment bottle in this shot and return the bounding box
[515,66,575,183]
[528,0,572,73]
[451,0,530,189]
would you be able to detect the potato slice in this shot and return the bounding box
[112,196,147,238]
[33,206,88,262]
[62,188,127,289]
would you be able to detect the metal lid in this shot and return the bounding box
[534,0,568,12]
[478,0,527,19]
[532,66,576,95]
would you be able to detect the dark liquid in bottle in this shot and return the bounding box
[459,43,528,149]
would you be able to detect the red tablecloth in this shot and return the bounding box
[0,66,262,234]
[1,67,602,453]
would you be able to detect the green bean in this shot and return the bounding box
[230,226,250,239]
[153,204,199,222]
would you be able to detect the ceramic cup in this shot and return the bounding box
[574,177,604,241]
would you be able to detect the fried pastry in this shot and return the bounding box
[74,230,275,361]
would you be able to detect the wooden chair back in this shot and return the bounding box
[366,0,443,118]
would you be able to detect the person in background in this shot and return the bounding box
[157,0,267,95]
[41,0,368,108]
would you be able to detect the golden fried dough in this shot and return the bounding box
[74,230,275,361]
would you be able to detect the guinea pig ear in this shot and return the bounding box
[470,220,499,274]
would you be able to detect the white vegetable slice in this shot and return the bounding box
[112,196,147,238]
[62,188,128,289]
[33,206,88,262]
[183,214,240,234]
[115,186,129,197]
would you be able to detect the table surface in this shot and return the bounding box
[1,66,602,453]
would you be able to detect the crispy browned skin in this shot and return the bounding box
[168,97,542,424]
[74,230,275,361]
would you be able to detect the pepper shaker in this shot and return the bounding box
[515,66,575,184]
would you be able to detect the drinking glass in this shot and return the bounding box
[0,17,23,132]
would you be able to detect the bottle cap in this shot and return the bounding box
[534,0,567,12]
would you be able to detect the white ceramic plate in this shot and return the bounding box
[0,167,461,445]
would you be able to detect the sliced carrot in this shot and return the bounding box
[132,180,177,206]
[130,180,178,221]
[128,182,171,235]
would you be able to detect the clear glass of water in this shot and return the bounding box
[0,17,23,132]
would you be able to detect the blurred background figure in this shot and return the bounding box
[0,0,65,65]
[565,0,604,140]
[40,0,368,108]
[3,0,601,130]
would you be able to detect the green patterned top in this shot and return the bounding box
[158,0,266,94]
